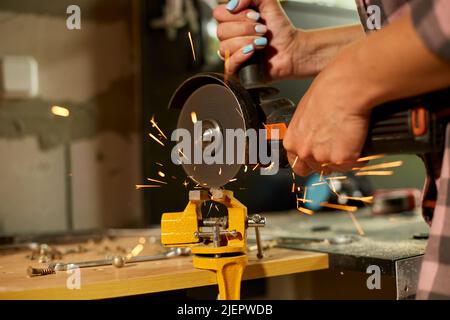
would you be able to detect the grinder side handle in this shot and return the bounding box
[238,52,266,91]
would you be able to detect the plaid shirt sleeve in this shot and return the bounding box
[355,0,450,300]
[417,124,450,299]
[356,0,450,62]
[411,0,450,62]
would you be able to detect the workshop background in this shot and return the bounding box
[0,0,425,234]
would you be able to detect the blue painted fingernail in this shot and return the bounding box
[254,37,268,46]
[226,0,239,11]
[242,44,254,54]
[246,11,260,21]
[254,24,267,34]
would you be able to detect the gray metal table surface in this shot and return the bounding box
[256,208,428,299]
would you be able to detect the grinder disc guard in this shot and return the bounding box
[172,74,259,188]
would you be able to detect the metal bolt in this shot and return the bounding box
[27,266,55,277]
[248,214,266,259]
[113,256,125,268]
[252,214,262,223]
[254,227,264,259]
[248,214,266,228]
[330,235,353,245]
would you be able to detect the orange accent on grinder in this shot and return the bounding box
[411,107,427,137]
[264,123,287,140]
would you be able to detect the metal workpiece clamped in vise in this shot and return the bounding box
[161,189,266,300]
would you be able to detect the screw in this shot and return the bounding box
[248,214,266,259]
[27,266,55,277]
[252,214,262,223]
[254,227,264,259]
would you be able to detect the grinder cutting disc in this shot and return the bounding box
[177,83,255,188]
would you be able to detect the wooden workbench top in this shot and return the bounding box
[0,237,328,300]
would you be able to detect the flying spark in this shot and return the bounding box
[188,31,196,62]
[311,181,327,187]
[135,185,161,189]
[320,202,358,212]
[355,171,394,176]
[147,178,167,185]
[291,182,295,193]
[155,162,164,167]
[219,167,222,175]
[340,196,374,203]
[51,106,70,117]
[150,116,168,140]
[326,176,347,181]
[296,195,313,204]
[292,156,299,169]
[178,149,189,161]
[297,207,314,215]
[149,133,165,146]
[157,171,166,178]
[191,112,197,124]
[252,163,260,171]
[328,180,337,194]
[265,162,275,171]
[207,203,213,216]
[229,178,237,182]
[224,49,230,83]
[244,165,248,173]
[355,161,403,171]
[127,244,144,260]
[347,212,365,235]
[357,154,385,162]
[182,180,189,188]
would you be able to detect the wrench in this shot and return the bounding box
[48,247,191,271]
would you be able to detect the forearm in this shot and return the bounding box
[345,14,450,110]
[293,24,365,77]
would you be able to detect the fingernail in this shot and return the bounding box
[242,44,254,54]
[246,11,260,21]
[217,50,225,61]
[254,24,267,34]
[226,0,239,11]
[254,37,268,46]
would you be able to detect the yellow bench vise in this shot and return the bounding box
[161,188,265,300]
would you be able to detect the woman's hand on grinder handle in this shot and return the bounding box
[214,0,364,81]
